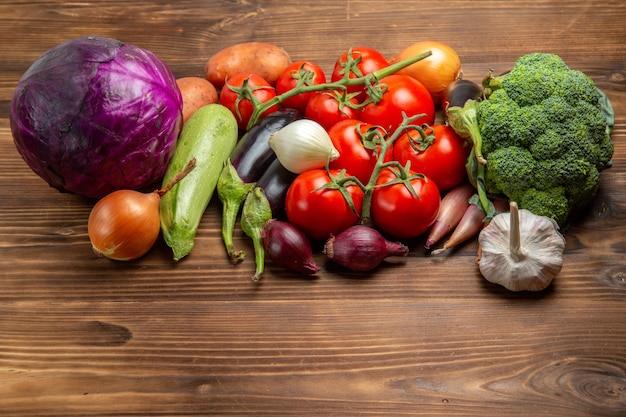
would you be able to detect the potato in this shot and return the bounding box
[204,42,291,88]
[176,77,219,123]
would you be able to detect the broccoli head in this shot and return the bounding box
[448,52,614,227]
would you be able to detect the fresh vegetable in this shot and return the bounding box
[361,74,435,133]
[328,119,391,185]
[256,159,298,217]
[219,72,280,130]
[370,167,441,239]
[304,90,362,130]
[160,104,239,261]
[477,201,566,292]
[275,60,327,112]
[246,49,433,129]
[424,182,474,249]
[441,78,483,120]
[331,46,390,102]
[390,40,462,104]
[448,53,614,227]
[285,169,364,240]
[10,36,183,199]
[431,202,485,255]
[431,197,510,255]
[323,225,409,272]
[217,159,255,263]
[88,159,195,261]
[269,119,340,174]
[230,108,302,183]
[241,187,273,282]
[393,124,471,192]
[176,76,219,122]
[204,42,292,89]
[262,219,320,275]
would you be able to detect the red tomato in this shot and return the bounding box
[275,60,327,113]
[328,119,391,185]
[371,168,440,239]
[285,169,364,240]
[331,46,389,102]
[219,73,279,130]
[304,90,361,131]
[360,74,435,133]
[393,124,471,192]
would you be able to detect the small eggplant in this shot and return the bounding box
[230,108,302,183]
[441,79,483,120]
[256,158,298,218]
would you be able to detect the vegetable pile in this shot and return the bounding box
[11,37,615,292]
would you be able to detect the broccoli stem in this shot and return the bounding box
[217,159,255,263]
[447,99,495,217]
[240,187,272,283]
[473,159,493,218]
[447,100,487,165]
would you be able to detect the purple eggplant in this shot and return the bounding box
[230,108,302,183]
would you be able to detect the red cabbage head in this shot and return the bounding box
[10,36,183,198]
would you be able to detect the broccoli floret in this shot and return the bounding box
[447,52,614,227]
[519,188,570,226]
[484,146,538,197]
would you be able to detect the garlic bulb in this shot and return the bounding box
[477,201,566,292]
[269,119,340,174]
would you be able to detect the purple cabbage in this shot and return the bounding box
[10,36,183,199]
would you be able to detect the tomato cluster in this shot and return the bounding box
[218,44,470,242]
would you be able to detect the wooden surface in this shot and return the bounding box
[1,1,625,415]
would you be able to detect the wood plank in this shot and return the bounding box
[1,1,625,415]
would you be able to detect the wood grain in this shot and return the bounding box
[1,1,625,416]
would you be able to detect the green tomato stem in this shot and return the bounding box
[359,113,427,226]
[246,50,433,129]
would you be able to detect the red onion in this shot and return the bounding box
[323,225,409,272]
[262,219,320,275]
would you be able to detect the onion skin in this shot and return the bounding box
[391,40,462,104]
[425,182,475,249]
[323,225,409,272]
[88,190,161,261]
[262,219,320,275]
[431,202,484,255]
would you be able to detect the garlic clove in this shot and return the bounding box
[477,202,566,292]
[269,119,340,174]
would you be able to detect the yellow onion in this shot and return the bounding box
[390,40,462,105]
[88,159,195,261]
[88,190,161,261]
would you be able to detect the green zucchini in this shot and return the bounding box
[159,104,238,261]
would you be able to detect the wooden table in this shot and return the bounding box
[1,1,625,415]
